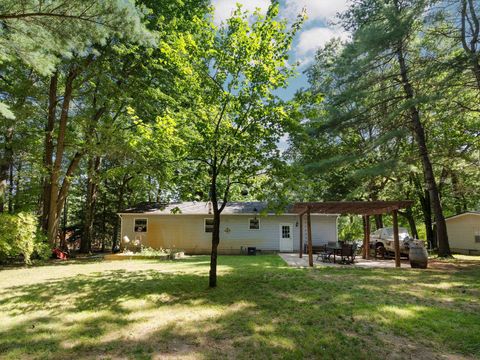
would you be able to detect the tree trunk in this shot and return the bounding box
[60,198,68,250]
[46,67,81,245]
[209,207,220,288]
[80,156,101,253]
[13,161,21,211]
[7,160,14,213]
[112,175,133,251]
[422,190,435,249]
[41,72,58,232]
[209,169,221,287]
[396,44,451,256]
[451,172,465,215]
[47,152,83,245]
[101,201,107,252]
[461,0,480,90]
[0,126,14,212]
[374,214,383,230]
[411,173,435,248]
[400,207,418,239]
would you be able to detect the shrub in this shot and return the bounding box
[139,246,168,256]
[33,237,52,261]
[120,246,183,259]
[338,216,364,241]
[0,212,38,264]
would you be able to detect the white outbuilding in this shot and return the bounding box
[444,212,480,255]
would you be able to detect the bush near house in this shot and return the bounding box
[0,212,42,264]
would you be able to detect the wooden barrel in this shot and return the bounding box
[409,242,428,269]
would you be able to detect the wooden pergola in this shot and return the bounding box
[291,201,414,268]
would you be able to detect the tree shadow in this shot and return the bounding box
[0,255,479,359]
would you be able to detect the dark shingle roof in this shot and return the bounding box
[120,201,282,215]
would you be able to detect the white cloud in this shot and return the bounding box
[284,0,349,23]
[211,0,270,25]
[296,26,348,66]
[297,27,347,56]
[209,1,350,69]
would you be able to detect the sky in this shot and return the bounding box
[210,0,350,99]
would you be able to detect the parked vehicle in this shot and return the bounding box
[370,227,414,257]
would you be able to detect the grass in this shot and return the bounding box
[0,256,479,359]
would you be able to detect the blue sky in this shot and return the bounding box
[211,0,349,99]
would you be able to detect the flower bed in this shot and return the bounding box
[105,247,184,261]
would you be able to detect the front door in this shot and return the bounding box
[279,223,293,252]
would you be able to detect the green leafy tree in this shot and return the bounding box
[0,0,151,119]
[158,4,304,287]
[302,0,452,255]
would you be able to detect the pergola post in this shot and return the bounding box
[362,216,367,259]
[299,213,303,258]
[307,207,313,267]
[392,209,401,268]
[365,215,370,260]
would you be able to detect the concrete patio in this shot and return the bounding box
[279,253,411,269]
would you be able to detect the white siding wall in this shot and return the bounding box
[306,215,338,245]
[120,213,338,254]
[446,214,480,255]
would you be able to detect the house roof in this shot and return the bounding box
[120,200,415,216]
[444,211,480,221]
[119,201,284,215]
[292,201,414,216]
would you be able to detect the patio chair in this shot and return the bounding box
[316,244,331,262]
[340,243,356,264]
[351,242,358,263]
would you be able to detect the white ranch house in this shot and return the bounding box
[118,202,338,254]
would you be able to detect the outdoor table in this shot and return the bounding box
[325,243,343,263]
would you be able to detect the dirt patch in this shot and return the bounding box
[344,330,475,360]
[380,333,475,360]
[427,260,480,271]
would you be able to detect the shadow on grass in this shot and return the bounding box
[0,255,479,359]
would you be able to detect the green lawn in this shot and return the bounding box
[0,256,479,359]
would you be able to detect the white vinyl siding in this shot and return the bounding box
[300,215,338,246]
[120,213,337,254]
[445,214,480,254]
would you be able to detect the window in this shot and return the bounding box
[205,218,214,233]
[282,225,290,239]
[134,218,147,232]
[249,218,260,230]
[475,230,480,243]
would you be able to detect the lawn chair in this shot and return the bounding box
[316,244,331,262]
[340,243,356,264]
